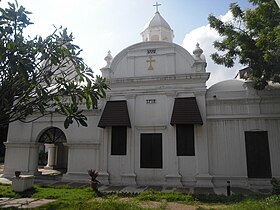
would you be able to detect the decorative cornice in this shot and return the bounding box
[206,98,260,104]
[64,143,100,149]
[4,142,39,148]
[207,114,280,120]
[135,125,167,130]
[108,73,210,85]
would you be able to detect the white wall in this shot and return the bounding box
[206,81,280,186]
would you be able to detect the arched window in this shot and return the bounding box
[39,127,66,144]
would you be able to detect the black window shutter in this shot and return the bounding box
[176,124,195,156]
[111,126,127,155]
[245,131,272,178]
[140,133,162,168]
[152,134,162,168]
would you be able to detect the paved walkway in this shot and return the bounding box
[0,198,55,209]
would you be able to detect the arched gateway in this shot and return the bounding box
[38,127,68,171]
[3,125,68,177]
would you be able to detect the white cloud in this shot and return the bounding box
[182,11,244,88]
[220,10,234,22]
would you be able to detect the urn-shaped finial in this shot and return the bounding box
[193,43,203,59]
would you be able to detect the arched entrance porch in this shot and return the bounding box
[38,127,68,173]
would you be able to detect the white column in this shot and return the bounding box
[45,144,56,169]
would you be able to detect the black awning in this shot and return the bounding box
[170,97,203,126]
[98,100,131,128]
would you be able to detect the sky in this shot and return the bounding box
[1,0,254,87]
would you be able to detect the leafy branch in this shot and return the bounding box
[0,1,109,128]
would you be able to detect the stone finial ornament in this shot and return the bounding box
[192,43,207,72]
[193,43,203,60]
[100,51,113,79]
[104,51,113,68]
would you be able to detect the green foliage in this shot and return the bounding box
[265,194,280,205]
[1,183,280,209]
[29,185,96,209]
[194,193,245,204]
[0,1,108,128]
[227,194,280,210]
[136,190,195,203]
[88,169,99,182]
[208,0,280,89]
[38,150,47,165]
[32,185,93,199]
[271,178,280,195]
[0,183,20,198]
[87,197,154,210]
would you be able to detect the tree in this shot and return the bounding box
[0,1,108,128]
[208,0,280,89]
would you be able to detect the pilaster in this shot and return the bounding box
[194,91,213,187]
[165,94,182,186]
[122,94,137,185]
[98,128,110,185]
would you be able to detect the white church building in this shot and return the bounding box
[3,9,280,188]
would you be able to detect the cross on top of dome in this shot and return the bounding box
[141,2,174,42]
[153,2,161,13]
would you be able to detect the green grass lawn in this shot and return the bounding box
[0,183,280,209]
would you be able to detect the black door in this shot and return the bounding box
[245,131,272,178]
[140,133,162,168]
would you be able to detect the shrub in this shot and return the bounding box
[271,178,280,195]
[38,150,47,165]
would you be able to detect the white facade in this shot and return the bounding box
[3,11,280,188]
[206,80,280,187]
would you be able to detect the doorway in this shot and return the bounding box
[245,131,272,178]
[140,133,162,168]
[38,127,68,174]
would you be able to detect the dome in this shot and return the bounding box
[208,80,245,92]
[207,80,246,99]
[142,12,171,31]
[141,12,174,43]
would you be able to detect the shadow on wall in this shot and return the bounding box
[0,125,8,163]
